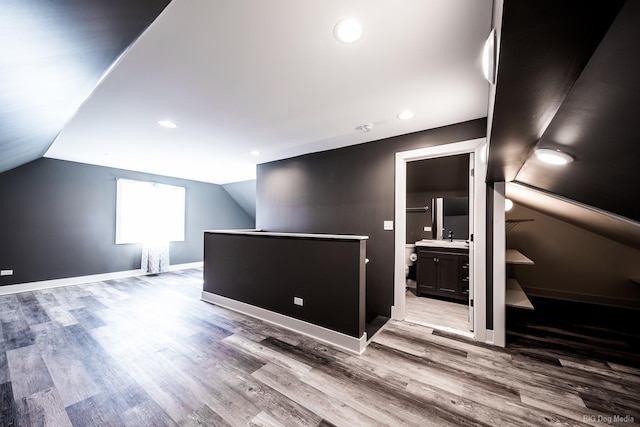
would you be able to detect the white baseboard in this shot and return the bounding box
[201,291,367,355]
[166,261,203,271]
[0,261,203,296]
[390,304,404,320]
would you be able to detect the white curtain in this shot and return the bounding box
[141,241,170,274]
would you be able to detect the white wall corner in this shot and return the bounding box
[492,182,507,347]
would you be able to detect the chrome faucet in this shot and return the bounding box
[448,230,454,242]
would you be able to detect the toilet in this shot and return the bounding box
[405,244,417,290]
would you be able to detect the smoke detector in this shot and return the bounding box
[356,123,374,132]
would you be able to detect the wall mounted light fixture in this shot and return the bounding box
[482,29,496,84]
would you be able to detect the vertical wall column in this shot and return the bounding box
[490,182,506,347]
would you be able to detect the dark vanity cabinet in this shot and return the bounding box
[417,247,469,301]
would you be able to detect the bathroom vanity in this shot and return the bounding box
[415,240,469,302]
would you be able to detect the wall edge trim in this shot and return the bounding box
[201,291,367,355]
[523,286,640,310]
[0,262,203,295]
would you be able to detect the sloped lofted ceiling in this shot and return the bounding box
[7,0,638,236]
[3,0,492,185]
[489,0,640,225]
[0,0,171,175]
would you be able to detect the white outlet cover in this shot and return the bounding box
[0,269,13,276]
[423,226,432,232]
[294,297,304,306]
[383,220,394,230]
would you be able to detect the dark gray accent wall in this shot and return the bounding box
[0,158,254,286]
[256,119,486,321]
[204,232,366,337]
[406,191,436,243]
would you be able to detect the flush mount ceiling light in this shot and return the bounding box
[355,123,374,132]
[482,29,496,84]
[534,148,574,165]
[250,150,262,156]
[157,120,177,129]
[397,110,415,120]
[334,19,362,43]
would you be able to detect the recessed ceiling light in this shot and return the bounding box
[157,120,177,128]
[397,110,415,120]
[334,19,362,43]
[534,148,574,165]
[250,150,262,156]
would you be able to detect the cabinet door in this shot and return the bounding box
[417,251,438,293]
[436,254,459,295]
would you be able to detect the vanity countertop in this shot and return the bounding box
[415,239,469,249]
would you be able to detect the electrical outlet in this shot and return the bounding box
[383,220,394,231]
[423,226,432,232]
[1,269,14,276]
[294,297,304,306]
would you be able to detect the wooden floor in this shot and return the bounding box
[1,269,639,426]
[405,289,470,335]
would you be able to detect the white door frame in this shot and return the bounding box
[392,138,490,343]
[491,181,507,347]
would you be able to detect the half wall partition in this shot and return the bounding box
[202,230,368,354]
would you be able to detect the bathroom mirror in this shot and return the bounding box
[431,196,469,241]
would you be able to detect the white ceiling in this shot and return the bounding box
[44,0,492,184]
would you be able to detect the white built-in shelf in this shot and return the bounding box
[505,249,534,310]
[506,279,534,310]
[506,249,534,265]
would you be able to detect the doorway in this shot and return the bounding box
[405,153,472,335]
[392,138,489,342]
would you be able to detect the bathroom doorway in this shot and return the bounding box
[392,138,489,342]
[405,153,472,335]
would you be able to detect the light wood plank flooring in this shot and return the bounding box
[1,269,639,426]
[405,289,471,336]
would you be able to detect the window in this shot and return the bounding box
[116,179,185,244]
